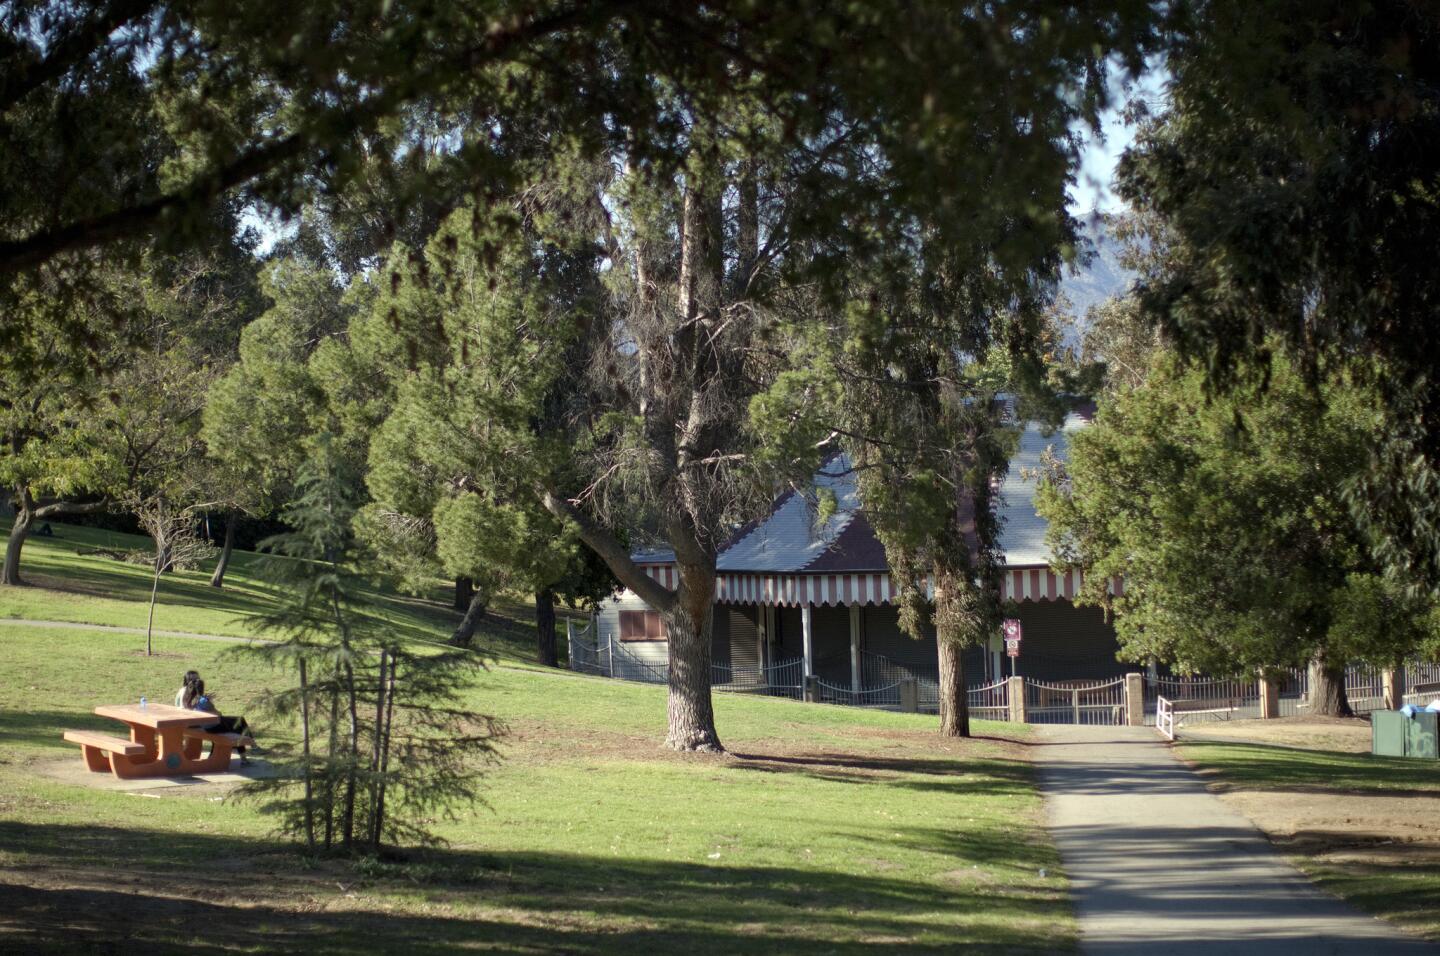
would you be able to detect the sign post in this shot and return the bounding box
[1002,618,1023,677]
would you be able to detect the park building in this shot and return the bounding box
[574,404,1128,707]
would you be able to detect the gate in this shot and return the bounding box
[1024,678,1127,725]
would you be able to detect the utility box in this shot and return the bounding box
[1373,711,1409,756]
[1406,712,1439,760]
[1372,710,1439,759]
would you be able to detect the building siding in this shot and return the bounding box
[1009,599,1123,682]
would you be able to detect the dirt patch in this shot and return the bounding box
[1182,715,1372,752]
[502,718,1029,773]
[1219,787,1440,854]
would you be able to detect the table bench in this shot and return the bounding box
[63,730,146,773]
[64,703,227,779]
[181,727,255,762]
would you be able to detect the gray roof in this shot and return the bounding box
[715,458,871,573]
[995,411,1088,566]
[632,410,1090,573]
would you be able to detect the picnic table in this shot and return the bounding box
[64,703,251,779]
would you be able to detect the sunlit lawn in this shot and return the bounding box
[0,518,552,660]
[0,624,1072,953]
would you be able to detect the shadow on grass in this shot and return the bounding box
[1183,740,1440,798]
[0,709,110,751]
[0,821,1064,954]
[729,752,1034,797]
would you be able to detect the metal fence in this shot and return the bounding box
[714,658,806,700]
[569,620,1439,724]
[1025,678,1127,725]
[968,679,1010,721]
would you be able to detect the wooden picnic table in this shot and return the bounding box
[64,703,250,779]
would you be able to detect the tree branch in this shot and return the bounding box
[0,1,620,274]
[33,499,110,519]
[539,488,676,612]
[0,0,159,112]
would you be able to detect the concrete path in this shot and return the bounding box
[1035,724,1436,955]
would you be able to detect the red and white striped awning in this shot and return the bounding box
[639,564,1120,606]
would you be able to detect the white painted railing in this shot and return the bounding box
[1157,696,1175,740]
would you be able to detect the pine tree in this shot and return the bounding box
[238,440,501,852]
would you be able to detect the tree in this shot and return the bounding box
[1116,1,1440,589]
[361,0,1162,751]
[239,446,502,852]
[98,344,221,653]
[1036,355,1437,715]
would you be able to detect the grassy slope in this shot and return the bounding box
[0,518,553,660]
[0,521,1074,953]
[1178,740,1440,939]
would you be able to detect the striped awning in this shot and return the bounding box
[639,564,1120,607]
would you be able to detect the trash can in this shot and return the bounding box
[1406,712,1439,760]
[1373,710,1409,757]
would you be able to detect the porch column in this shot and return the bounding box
[801,604,813,679]
[849,605,862,693]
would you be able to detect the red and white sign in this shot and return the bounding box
[1003,618,1022,658]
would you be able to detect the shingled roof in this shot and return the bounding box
[636,405,1094,576]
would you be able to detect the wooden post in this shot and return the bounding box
[1383,668,1406,710]
[801,604,814,680]
[1125,673,1145,726]
[1008,675,1027,723]
[1260,674,1280,719]
[900,678,919,713]
[849,606,862,693]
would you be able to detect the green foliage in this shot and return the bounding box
[1117,1,1440,588]
[240,446,501,852]
[1039,354,1439,674]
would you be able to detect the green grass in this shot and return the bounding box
[0,518,555,661]
[0,624,1071,953]
[1178,740,1440,940]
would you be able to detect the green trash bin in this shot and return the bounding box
[1406,711,1439,760]
[1373,710,1409,757]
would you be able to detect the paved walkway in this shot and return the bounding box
[1035,724,1436,955]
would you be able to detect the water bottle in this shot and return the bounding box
[140,696,147,710]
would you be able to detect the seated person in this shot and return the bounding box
[181,674,255,765]
[174,669,201,708]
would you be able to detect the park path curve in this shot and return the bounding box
[1034,724,1435,955]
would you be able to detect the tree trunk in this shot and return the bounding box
[534,589,557,667]
[341,658,360,850]
[373,657,397,850]
[298,657,315,852]
[209,514,236,587]
[662,564,723,752]
[1308,653,1353,717]
[369,649,389,845]
[145,558,162,656]
[3,491,33,586]
[938,640,971,737]
[448,588,488,648]
[454,576,474,611]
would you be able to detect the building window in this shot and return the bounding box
[619,610,667,642]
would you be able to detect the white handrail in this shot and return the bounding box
[1157,695,1175,740]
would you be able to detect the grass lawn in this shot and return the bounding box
[1177,735,1440,941]
[0,518,556,662]
[0,532,1074,953]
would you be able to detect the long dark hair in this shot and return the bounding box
[182,674,205,710]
